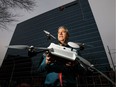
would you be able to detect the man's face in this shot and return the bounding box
[58,28,68,44]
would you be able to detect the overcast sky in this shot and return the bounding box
[0,0,115,70]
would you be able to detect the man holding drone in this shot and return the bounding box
[38,26,79,87]
[7,26,115,86]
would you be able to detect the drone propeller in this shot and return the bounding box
[6,45,30,50]
[43,30,56,39]
[68,42,80,48]
[68,42,94,50]
[6,45,52,51]
[6,45,53,58]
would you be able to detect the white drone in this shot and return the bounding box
[6,30,115,85]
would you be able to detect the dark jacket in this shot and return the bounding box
[38,45,78,87]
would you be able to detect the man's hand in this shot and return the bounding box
[45,52,55,64]
[65,61,77,67]
[46,54,51,64]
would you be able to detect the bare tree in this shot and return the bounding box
[0,0,36,30]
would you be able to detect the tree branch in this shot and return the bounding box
[0,0,36,30]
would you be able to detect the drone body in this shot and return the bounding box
[48,43,77,61]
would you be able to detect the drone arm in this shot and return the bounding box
[75,55,115,85]
[76,55,93,67]
[90,66,116,85]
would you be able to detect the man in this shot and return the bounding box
[39,26,78,87]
